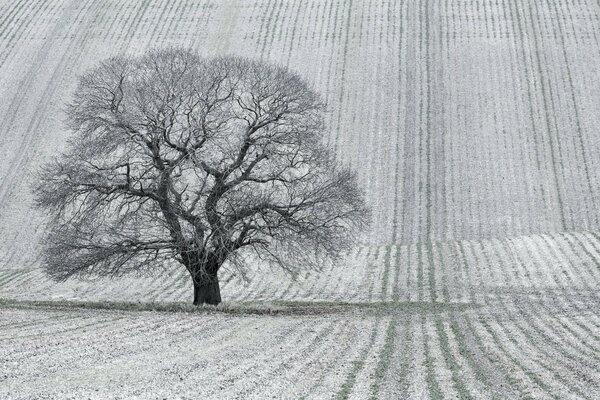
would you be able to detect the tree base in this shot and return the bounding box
[193,275,221,305]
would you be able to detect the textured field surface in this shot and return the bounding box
[2,0,600,261]
[1,299,596,400]
[2,231,599,398]
[1,0,600,399]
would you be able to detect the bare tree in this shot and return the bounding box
[34,48,369,305]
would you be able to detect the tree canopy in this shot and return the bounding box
[34,48,369,304]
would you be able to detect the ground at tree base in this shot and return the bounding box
[1,231,599,399]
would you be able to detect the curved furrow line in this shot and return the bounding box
[518,236,600,360]
[283,0,304,67]
[442,238,521,397]
[444,316,509,399]
[153,0,185,44]
[0,312,123,345]
[134,1,172,51]
[477,317,563,400]
[235,264,269,302]
[421,314,445,399]
[297,316,368,398]
[117,0,152,50]
[2,312,246,393]
[366,316,397,399]
[496,303,593,398]
[0,0,35,41]
[160,268,190,302]
[143,268,180,302]
[455,312,521,399]
[430,316,472,399]
[4,311,229,368]
[491,303,590,399]
[265,320,359,398]
[451,236,532,399]
[0,270,39,297]
[495,236,594,364]
[472,239,563,398]
[433,242,495,398]
[0,316,128,367]
[547,0,599,226]
[168,317,310,397]
[0,0,102,225]
[224,318,342,398]
[326,249,358,302]
[376,314,414,399]
[0,269,29,289]
[568,232,600,278]
[1,309,157,348]
[466,239,562,398]
[0,310,96,338]
[3,265,48,290]
[0,0,58,68]
[391,0,407,243]
[538,233,600,345]
[471,244,565,398]
[2,270,50,300]
[400,313,426,398]
[489,238,598,395]
[424,248,477,399]
[347,318,396,400]
[334,316,384,400]
[0,0,32,35]
[505,0,553,227]
[101,1,128,41]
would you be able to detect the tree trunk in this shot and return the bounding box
[192,272,221,305]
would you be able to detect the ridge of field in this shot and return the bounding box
[0,229,598,305]
[2,0,600,275]
[1,229,599,398]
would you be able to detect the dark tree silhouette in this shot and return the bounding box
[34,48,369,305]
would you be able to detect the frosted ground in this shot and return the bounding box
[0,0,599,398]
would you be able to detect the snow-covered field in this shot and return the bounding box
[2,231,599,398]
[3,297,596,399]
[1,0,600,398]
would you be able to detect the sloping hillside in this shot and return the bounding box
[2,0,600,270]
[1,2,600,398]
